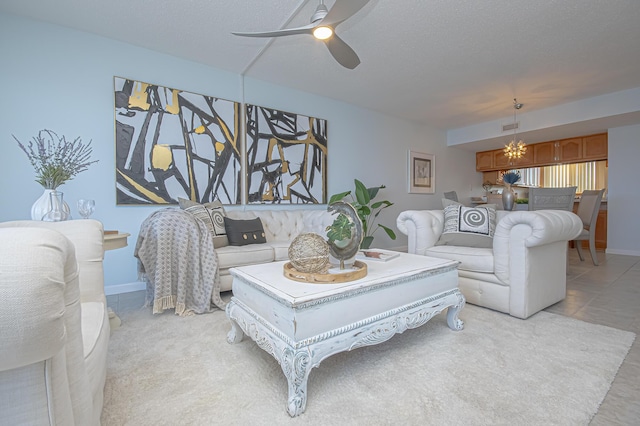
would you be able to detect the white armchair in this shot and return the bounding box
[397,210,582,319]
[0,220,109,425]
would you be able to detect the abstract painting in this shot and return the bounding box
[114,77,241,205]
[245,105,327,204]
[408,150,435,194]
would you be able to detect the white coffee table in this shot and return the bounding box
[226,253,464,417]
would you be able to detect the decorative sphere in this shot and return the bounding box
[288,233,330,273]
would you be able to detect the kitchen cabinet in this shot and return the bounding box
[583,134,608,160]
[514,147,534,167]
[482,171,500,185]
[475,133,607,172]
[492,149,511,169]
[559,138,583,162]
[533,142,556,165]
[571,202,607,250]
[476,150,494,171]
[594,209,607,250]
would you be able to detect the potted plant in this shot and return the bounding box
[327,179,396,249]
[501,171,521,211]
[14,129,98,220]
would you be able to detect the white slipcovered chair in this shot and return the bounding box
[0,219,109,425]
[397,209,582,319]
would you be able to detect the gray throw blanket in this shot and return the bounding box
[135,208,226,316]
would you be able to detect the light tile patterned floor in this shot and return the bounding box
[109,250,640,424]
[547,250,640,425]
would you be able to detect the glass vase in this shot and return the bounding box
[31,189,71,220]
[42,190,71,222]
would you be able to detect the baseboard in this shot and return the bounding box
[105,281,146,296]
[606,248,640,257]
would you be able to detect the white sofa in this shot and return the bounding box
[0,220,109,425]
[397,210,582,319]
[217,209,336,291]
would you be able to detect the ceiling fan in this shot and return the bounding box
[232,0,370,69]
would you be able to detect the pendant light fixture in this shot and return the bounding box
[504,98,527,161]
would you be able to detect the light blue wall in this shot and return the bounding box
[0,13,479,292]
[607,124,640,256]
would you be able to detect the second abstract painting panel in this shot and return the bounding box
[245,105,327,204]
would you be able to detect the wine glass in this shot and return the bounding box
[77,199,95,219]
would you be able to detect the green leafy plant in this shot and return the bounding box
[328,179,396,249]
[325,212,355,245]
[13,129,98,190]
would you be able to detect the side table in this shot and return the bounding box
[104,232,130,251]
[103,231,130,330]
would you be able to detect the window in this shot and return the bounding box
[507,160,607,194]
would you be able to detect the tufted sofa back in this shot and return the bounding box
[226,209,335,243]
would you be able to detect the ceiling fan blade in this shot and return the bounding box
[321,0,370,27]
[232,23,314,38]
[324,34,360,69]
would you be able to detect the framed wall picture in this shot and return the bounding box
[114,77,241,205]
[245,104,327,204]
[408,151,435,194]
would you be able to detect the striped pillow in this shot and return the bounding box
[178,198,228,248]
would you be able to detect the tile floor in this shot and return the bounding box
[107,249,640,425]
[548,250,640,425]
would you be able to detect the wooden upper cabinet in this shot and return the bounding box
[475,133,607,171]
[476,151,494,171]
[583,134,608,160]
[559,138,583,162]
[510,146,533,167]
[493,149,511,169]
[533,141,557,165]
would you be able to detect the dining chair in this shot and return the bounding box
[444,191,458,202]
[571,189,605,266]
[528,187,577,211]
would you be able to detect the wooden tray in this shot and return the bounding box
[283,261,367,284]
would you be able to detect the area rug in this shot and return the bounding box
[101,305,635,425]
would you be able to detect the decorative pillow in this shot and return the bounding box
[178,198,228,248]
[442,198,497,210]
[224,217,267,246]
[436,205,496,248]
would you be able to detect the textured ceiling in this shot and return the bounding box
[3,0,640,141]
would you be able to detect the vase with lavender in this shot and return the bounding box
[14,129,98,220]
[501,171,521,211]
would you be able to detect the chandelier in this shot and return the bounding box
[504,98,526,160]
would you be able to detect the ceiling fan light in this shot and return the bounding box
[313,26,333,40]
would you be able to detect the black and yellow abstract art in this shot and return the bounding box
[114,77,241,205]
[246,105,327,204]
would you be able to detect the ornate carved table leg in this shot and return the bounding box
[446,290,466,331]
[226,301,245,344]
[281,348,313,417]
